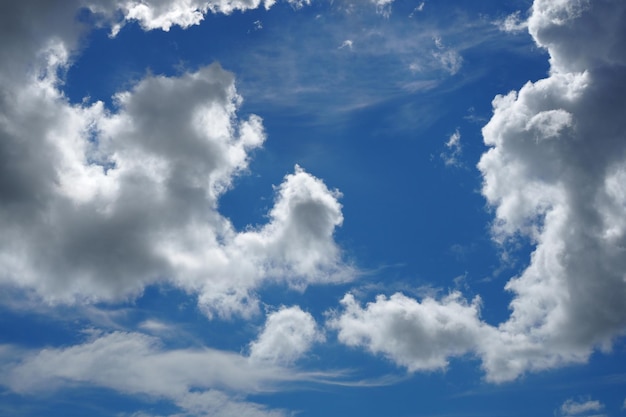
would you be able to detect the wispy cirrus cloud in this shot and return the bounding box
[0,330,306,417]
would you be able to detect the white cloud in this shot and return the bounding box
[232,165,350,287]
[249,306,324,365]
[339,40,354,50]
[408,2,425,17]
[0,0,352,319]
[174,391,287,417]
[4,332,281,395]
[87,0,280,35]
[528,0,626,73]
[432,36,463,75]
[1,331,296,417]
[0,327,359,416]
[0,1,84,82]
[496,11,528,33]
[328,292,488,372]
[331,0,626,383]
[559,398,605,417]
[478,0,626,380]
[440,128,462,167]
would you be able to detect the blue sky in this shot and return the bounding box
[1,0,626,416]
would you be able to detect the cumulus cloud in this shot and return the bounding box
[328,292,488,372]
[249,306,324,365]
[233,166,348,287]
[0,0,352,319]
[330,0,626,383]
[0,1,83,82]
[478,0,626,379]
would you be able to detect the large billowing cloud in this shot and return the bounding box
[330,0,626,382]
[478,0,626,380]
[0,0,352,319]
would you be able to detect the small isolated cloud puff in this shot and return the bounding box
[440,128,462,167]
[339,40,354,50]
[559,398,605,417]
[249,306,324,365]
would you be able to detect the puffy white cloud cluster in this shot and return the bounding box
[478,0,626,378]
[0,0,351,319]
[330,0,626,382]
[328,292,487,371]
[249,306,324,365]
[559,398,606,417]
